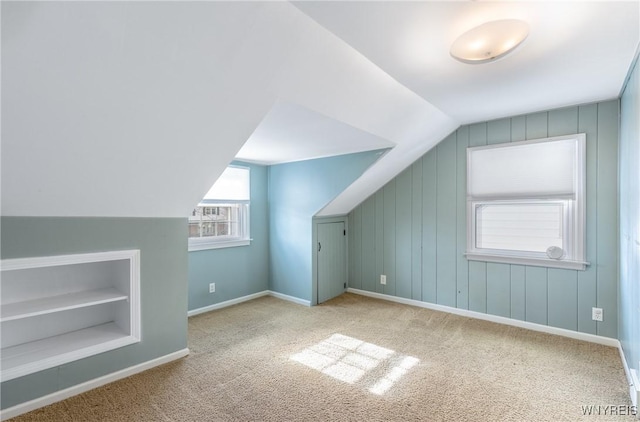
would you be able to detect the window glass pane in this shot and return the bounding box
[476,202,564,253]
[187,205,243,239]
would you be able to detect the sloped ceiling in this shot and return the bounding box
[1,1,455,217]
[2,1,638,218]
[235,101,395,165]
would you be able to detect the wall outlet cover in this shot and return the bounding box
[380,275,387,285]
[591,307,603,321]
[209,283,216,293]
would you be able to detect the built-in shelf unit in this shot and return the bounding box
[1,250,141,382]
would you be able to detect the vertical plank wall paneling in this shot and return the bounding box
[383,181,397,296]
[375,191,385,294]
[455,126,469,309]
[411,161,423,301]
[348,101,619,338]
[422,151,437,302]
[361,196,376,292]
[396,169,413,299]
[619,53,640,372]
[595,101,619,338]
[436,134,457,307]
[577,104,599,334]
[351,206,362,290]
[468,123,488,313]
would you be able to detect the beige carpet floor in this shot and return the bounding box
[8,293,634,421]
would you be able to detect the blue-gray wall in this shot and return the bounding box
[0,217,188,409]
[269,150,385,303]
[619,53,640,372]
[188,162,269,311]
[349,100,619,339]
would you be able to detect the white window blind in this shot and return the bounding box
[468,138,578,199]
[202,166,250,203]
[466,134,587,270]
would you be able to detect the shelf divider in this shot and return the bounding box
[1,288,128,322]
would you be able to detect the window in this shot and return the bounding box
[188,165,250,251]
[466,134,587,270]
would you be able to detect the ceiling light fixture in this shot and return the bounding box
[450,19,529,64]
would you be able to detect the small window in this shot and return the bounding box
[466,134,587,270]
[188,166,250,251]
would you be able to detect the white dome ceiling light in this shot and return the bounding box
[450,19,529,64]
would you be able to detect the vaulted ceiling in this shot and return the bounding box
[2,1,638,218]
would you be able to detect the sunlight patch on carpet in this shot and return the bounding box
[290,333,419,395]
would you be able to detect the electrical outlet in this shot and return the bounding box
[592,307,603,322]
[380,275,387,285]
[209,283,216,293]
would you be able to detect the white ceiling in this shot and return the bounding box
[2,2,638,218]
[236,101,395,165]
[2,2,455,217]
[293,1,640,124]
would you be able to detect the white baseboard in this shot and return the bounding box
[618,344,639,415]
[267,290,311,307]
[188,291,270,317]
[347,288,619,347]
[0,348,189,421]
[631,369,640,411]
[188,290,310,318]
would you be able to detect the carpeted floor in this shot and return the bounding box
[8,293,634,421]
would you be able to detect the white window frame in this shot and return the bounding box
[466,134,588,271]
[188,165,251,252]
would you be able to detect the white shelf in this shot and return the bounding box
[1,322,138,382]
[1,288,128,322]
[1,250,141,381]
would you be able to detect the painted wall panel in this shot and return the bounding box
[487,118,511,145]
[188,162,269,311]
[348,100,619,338]
[577,104,599,335]
[422,153,437,303]
[511,115,526,142]
[596,101,619,339]
[435,134,457,307]
[383,180,397,296]
[1,217,187,409]
[395,169,412,299]
[375,190,385,294]
[467,123,487,311]
[525,266,548,325]
[348,211,355,291]
[547,269,578,331]
[361,196,376,292]
[455,127,469,309]
[548,107,578,137]
[270,150,383,303]
[619,53,640,373]
[468,261,487,313]
[411,161,423,301]
[486,263,511,318]
[510,265,526,321]
[526,112,548,139]
[352,206,363,290]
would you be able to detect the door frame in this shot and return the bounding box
[312,215,349,306]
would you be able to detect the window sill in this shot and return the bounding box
[188,239,251,252]
[465,252,588,271]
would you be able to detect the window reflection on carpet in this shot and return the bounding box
[289,333,419,395]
